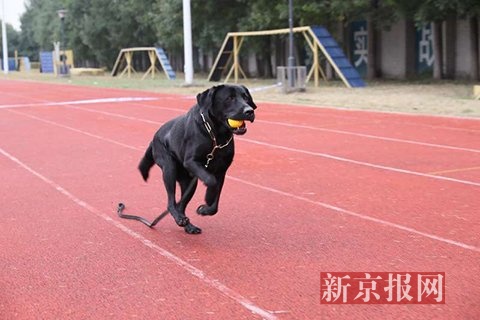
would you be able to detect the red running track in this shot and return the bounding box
[0,79,479,319]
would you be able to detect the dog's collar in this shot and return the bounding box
[200,112,233,168]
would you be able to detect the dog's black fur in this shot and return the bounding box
[138,85,257,234]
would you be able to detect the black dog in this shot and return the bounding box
[138,85,257,234]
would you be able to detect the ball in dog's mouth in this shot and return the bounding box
[227,119,244,128]
[227,118,247,135]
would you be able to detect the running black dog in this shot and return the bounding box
[138,85,257,234]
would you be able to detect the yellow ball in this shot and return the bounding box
[228,119,244,128]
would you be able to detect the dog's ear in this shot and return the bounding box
[241,85,257,110]
[196,88,213,109]
[196,85,224,110]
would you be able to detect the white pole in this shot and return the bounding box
[1,0,9,74]
[182,0,193,85]
[287,0,294,88]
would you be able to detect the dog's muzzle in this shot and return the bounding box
[243,106,255,122]
[228,106,255,135]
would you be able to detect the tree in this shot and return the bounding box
[18,7,40,60]
[150,0,252,72]
[65,0,157,68]
[14,0,479,80]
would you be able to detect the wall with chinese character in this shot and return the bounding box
[347,18,478,80]
[350,21,368,78]
[415,23,434,75]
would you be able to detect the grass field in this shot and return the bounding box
[3,70,479,118]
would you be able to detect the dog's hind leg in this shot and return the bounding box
[161,160,190,227]
[177,176,198,213]
[197,174,225,216]
[178,175,202,234]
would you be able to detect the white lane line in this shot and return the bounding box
[238,138,480,188]
[257,119,480,154]
[0,146,278,320]
[227,176,480,253]
[121,102,480,153]
[130,102,189,113]
[259,99,480,121]
[4,110,480,254]
[428,166,480,175]
[70,106,165,125]
[2,80,479,134]
[255,102,480,134]
[8,107,480,188]
[7,110,139,151]
[0,97,158,109]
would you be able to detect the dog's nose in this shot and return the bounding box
[243,106,254,119]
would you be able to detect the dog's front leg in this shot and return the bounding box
[183,159,217,187]
[197,174,225,216]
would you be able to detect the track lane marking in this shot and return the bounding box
[227,176,480,254]
[428,166,480,175]
[54,107,480,187]
[238,138,480,188]
[1,78,479,133]
[6,109,139,151]
[8,107,480,189]
[2,94,479,148]
[122,101,480,151]
[129,97,480,133]
[0,97,159,109]
[0,146,278,320]
[2,93,479,147]
[256,119,480,154]
[4,109,480,254]
[79,102,480,154]
[70,105,165,125]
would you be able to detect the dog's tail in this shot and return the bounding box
[138,142,155,182]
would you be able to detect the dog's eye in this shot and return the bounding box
[226,96,235,101]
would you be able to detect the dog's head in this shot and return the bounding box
[196,85,257,135]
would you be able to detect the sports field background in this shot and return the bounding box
[3,72,479,118]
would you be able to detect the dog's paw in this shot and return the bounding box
[175,216,190,227]
[196,205,217,216]
[184,223,202,234]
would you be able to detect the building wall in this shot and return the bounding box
[348,18,477,80]
[212,18,478,81]
[380,19,407,79]
[248,52,258,77]
[455,19,474,79]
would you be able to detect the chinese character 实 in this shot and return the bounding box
[354,27,368,67]
[321,273,351,303]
